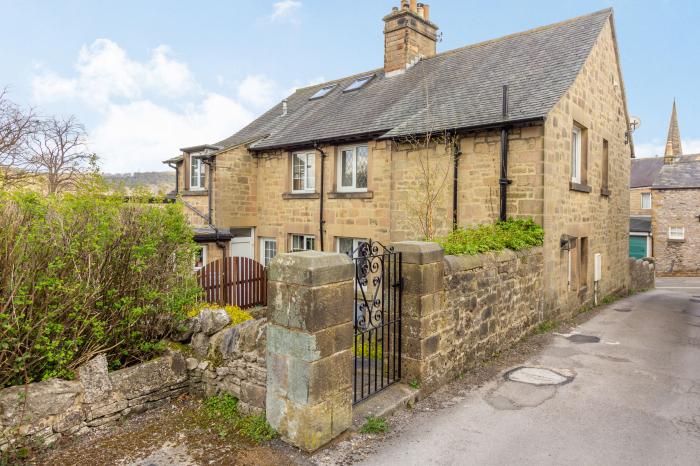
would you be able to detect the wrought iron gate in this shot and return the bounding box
[348,240,403,404]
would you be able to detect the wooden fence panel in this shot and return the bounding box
[196,256,267,309]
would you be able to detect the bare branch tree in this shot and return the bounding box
[394,68,455,241]
[27,115,98,194]
[0,88,36,189]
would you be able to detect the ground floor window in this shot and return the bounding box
[193,245,207,271]
[291,234,315,252]
[668,226,685,240]
[260,238,277,267]
[337,237,368,258]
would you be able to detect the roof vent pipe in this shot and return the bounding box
[281,99,288,116]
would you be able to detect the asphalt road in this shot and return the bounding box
[360,278,700,466]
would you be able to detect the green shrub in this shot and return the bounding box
[187,303,253,326]
[0,189,200,387]
[353,339,383,359]
[435,218,544,256]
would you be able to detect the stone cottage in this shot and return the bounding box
[166,3,634,315]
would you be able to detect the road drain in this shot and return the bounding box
[566,334,600,343]
[504,367,573,386]
[615,307,633,312]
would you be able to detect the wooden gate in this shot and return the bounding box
[197,257,267,309]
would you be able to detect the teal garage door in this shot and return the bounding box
[629,236,647,259]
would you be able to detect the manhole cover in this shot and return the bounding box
[504,367,572,386]
[566,334,600,343]
[615,307,632,312]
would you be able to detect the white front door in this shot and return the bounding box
[230,228,254,259]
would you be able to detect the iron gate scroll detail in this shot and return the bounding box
[348,240,402,404]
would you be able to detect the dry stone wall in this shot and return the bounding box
[0,311,268,453]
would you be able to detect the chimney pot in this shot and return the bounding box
[423,3,430,20]
[401,0,409,10]
[410,0,417,12]
[417,3,424,18]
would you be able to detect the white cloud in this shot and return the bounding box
[92,94,252,173]
[32,39,196,108]
[237,74,281,108]
[30,39,284,173]
[269,0,302,24]
[635,139,700,157]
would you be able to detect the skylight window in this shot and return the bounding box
[309,84,336,100]
[343,75,374,92]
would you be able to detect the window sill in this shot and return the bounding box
[328,191,373,199]
[600,188,611,197]
[282,192,320,200]
[569,182,592,193]
[667,238,685,243]
[181,189,208,196]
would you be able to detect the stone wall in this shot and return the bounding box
[0,353,188,453]
[395,242,545,393]
[0,311,268,453]
[542,18,632,316]
[652,188,700,276]
[629,257,655,291]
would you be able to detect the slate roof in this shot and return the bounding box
[630,157,664,188]
[214,8,613,152]
[652,155,700,189]
[630,216,652,233]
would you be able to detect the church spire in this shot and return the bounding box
[664,100,682,163]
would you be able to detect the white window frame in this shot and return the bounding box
[259,238,277,268]
[290,234,315,252]
[571,126,582,183]
[641,192,652,210]
[190,156,205,190]
[336,237,368,257]
[291,152,315,193]
[668,226,685,240]
[337,145,369,192]
[193,245,207,271]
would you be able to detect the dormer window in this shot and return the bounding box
[309,84,336,100]
[190,157,205,190]
[343,75,374,92]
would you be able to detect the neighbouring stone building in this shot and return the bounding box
[166,3,635,317]
[628,102,700,274]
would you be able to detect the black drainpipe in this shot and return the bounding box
[452,136,462,230]
[314,142,327,251]
[499,85,512,222]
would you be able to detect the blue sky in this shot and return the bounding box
[1,0,698,172]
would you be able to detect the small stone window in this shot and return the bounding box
[570,122,588,186]
[641,192,652,210]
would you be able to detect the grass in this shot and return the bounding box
[202,394,277,443]
[360,416,389,434]
[534,321,555,334]
[408,379,420,389]
[435,218,544,256]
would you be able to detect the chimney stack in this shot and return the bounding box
[383,1,438,76]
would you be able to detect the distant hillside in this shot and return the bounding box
[104,171,175,195]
